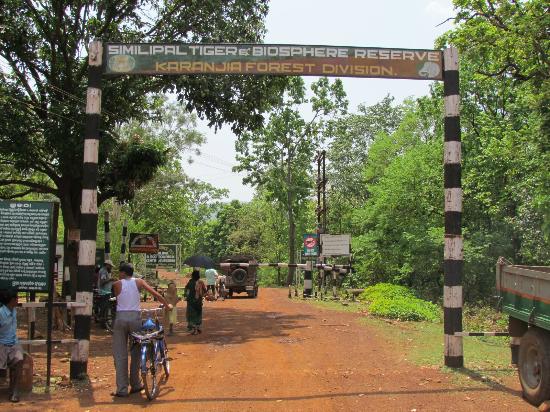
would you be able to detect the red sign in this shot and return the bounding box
[304,236,317,248]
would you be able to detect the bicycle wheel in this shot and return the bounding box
[161,339,170,380]
[141,344,158,400]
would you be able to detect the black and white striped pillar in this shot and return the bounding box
[303,260,313,297]
[332,270,338,298]
[120,219,128,263]
[443,47,463,368]
[104,211,110,262]
[71,40,103,379]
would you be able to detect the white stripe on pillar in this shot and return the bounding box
[74,291,93,316]
[445,188,463,212]
[81,189,97,214]
[444,236,463,260]
[444,48,459,71]
[444,141,462,164]
[71,339,90,362]
[444,334,463,357]
[444,95,460,117]
[83,139,99,163]
[78,240,97,266]
[85,88,102,114]
[444,286,462,308]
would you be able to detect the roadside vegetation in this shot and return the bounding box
[358,283,440,322]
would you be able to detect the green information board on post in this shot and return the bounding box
[0,200,58,291]
[146,244,178,269]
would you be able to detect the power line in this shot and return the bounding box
[0,61,118,119]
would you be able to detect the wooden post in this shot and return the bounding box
[332,269,337,299]
[120,219,128,263]
[104,211,110,262]
[443,47,463,368]
[303,260,313,297]
[71,40,102,380]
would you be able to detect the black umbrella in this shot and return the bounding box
[184,255,215,269]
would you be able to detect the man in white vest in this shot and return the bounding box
[111,262,172,397]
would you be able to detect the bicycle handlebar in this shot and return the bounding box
[140,306,164,314]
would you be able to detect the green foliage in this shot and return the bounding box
[463,304,508,333]
[234,77,347,284]
[0,0,289,232]
[359,283,441,322]
[336,0,549,304]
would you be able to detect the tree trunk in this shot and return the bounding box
[286,156,296,286]
[59,182,82,299]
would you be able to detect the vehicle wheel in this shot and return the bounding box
[518,327,550,406]
[231,268,247,284]
[142,346,158,400]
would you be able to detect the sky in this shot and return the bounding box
[184,0,456,201]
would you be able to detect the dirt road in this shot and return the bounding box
[3,288,534,411]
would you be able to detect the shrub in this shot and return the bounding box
[359,283,441,322]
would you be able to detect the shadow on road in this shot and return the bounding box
[76,386,512,408]
[455,367,523,398]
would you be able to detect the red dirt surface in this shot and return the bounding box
[1,288,535,411]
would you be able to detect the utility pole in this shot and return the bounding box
[316,150,327,298]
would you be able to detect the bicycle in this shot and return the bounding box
[130,307,170,400]
[92,290,117,333]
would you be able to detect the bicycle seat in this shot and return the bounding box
[142,318,156,330]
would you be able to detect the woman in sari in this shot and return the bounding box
[185,269,207,335]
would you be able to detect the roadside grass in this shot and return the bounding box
[305,297,516,385]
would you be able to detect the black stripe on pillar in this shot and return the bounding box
[444,117,461,142]
[80,214,98,241]
[444,356,464,368]
[82,163,98,189]
[443,71,459,96]
[73,315,91,339]
[444,211,462,235]
[444,164,461,188]
[444,307,463,334]
[104,217,110,254]
[443,260,463,286]
[70,361,87,380]
[88,65,102,88]
[77,265,95,292]
[85,115,101,138]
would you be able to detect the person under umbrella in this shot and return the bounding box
[184,269,207,335]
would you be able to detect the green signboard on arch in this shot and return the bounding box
[104,43,443,80]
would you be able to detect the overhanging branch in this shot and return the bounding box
[0,179,57,195]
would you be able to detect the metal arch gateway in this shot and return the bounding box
[71,41,462,379]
